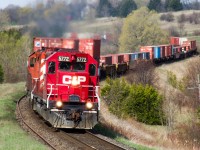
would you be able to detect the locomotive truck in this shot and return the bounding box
[26,37,101,129]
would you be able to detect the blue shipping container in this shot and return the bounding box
[154,46,161,59]
[143,52,150,60]
[130,53,138,61]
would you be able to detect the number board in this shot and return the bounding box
[58,56,70,62]
[77,57,87,62]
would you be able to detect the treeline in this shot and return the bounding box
[97,0,200,18]
[0,29,31,83]
[0,1,87,37]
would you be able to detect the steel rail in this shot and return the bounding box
[86,130,126,150]
[16,95,56,150]
[59,130,96,150]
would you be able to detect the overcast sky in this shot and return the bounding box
[0,0,34,8]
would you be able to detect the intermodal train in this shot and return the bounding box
[26,37,101,129]
[26,36,197,129]
[100,37,198,77]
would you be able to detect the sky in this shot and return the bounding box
[0,0,34,9]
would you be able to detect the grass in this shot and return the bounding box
[93,123,156,150]
[0,82,48,150]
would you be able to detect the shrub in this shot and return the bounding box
[122,84,165,125]
[177,14,187,23]
[167,71,186,91]
[193,30,200,36]
[160,12,174,22]
[126,60,156,86]
[188,12,200,24]
[101,78,130,117]
[101,78,165,125]
[168,26,180,37]
[160,14,166,21]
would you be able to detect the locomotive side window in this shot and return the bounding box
[59,62,71,71]
[30,57,36,67]
[89,64,96,76]
[48,62,55,73]
[73,62,85,71]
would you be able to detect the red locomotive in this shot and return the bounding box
[26,37,101,129]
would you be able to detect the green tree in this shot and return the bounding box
[118,0,137,17]
[148,0,161,12]
[101,78,130,117]
[96,0,113,17]
[165,0,183,11]
[0,64,4,83]
[0,10,10,27]
[119,7,169,52]
[123,84,165,125]
[0,29,31,83]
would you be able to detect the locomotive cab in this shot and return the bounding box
[46,51,99,107]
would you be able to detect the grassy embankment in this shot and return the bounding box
[0,82,153,150]
[94,123,155,150]
[0,82,48,150]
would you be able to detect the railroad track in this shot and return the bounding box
[60,129,126,150]
[16,95,56,150]
[16,95,129,150]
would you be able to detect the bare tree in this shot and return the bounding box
[185,58,200,108]
[163,88,178,131]
[126,60,157,86]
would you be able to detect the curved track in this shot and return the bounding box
[16,95,56,150]
[61,129,126,150]
[16,95,129,150]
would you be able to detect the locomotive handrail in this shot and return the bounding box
[46,84,100,104]
[47,84,53,108]
[31,78,38,100]
[95,86,101,111]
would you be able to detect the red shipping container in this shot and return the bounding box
[33,37,79,51]
[111,54,124,64]
[105,56,112,65]
[100,55,112,65]
[122,53,131,62]
[62,39,79,49]
[160,46,166,58]
[79,39,101,61]
[162,45,172,57]
[100,56,105,65]
[190,40,196,49]
[118,55,124,63]
[181,46,186,52]
[140,46,154,59]
[182,40,190,46]
[170,37,179,45]
[174,46,181,53]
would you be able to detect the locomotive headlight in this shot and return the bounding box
[56,101,63,108]
[86,102,93,109]
[71,76,79,86]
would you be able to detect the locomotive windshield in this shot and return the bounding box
[59,62,85,71]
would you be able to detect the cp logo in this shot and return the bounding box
[62,75,86,84]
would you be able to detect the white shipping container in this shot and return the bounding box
[179,37,187,45]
